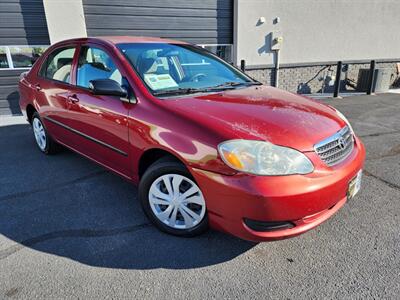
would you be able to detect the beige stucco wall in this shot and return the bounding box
[234,0,400,66]
[43,0,87,44]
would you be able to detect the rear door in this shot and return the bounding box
[63,44,132,178]
[34,46,78,144]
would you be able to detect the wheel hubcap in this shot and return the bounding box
[32,118,46,151]
[148,174,206,229]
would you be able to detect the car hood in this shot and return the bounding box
[163,86,346,152]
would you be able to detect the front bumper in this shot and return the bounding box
[190,137,366,242]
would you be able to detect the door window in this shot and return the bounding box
[76,46,122,88]
[40,47,76,83]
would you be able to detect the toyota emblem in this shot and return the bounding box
[338,137,346,150]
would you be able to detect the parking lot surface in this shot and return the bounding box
[0,93,399,299]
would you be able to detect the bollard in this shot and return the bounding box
[240,59,246,72]
[333,61,342,98]
[367,60,376,95]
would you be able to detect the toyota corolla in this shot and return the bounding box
[19,36,365,242]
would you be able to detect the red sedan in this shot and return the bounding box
[19,36,365,242]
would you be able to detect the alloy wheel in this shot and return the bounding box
[32,117,47,151]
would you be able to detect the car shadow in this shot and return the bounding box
[0,124,256,269]
[6,91,22,116]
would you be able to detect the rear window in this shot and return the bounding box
[39,47,76,83]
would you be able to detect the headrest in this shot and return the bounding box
[57,57,72,69]
[138,57,156,74]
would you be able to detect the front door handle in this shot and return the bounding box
[34,84,41,91]
[67,94,79,103]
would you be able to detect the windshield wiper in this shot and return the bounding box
[153,81,263,97]
[153,87,206,96]
[210,81,263,89]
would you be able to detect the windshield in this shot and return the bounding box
[117,43,256,96]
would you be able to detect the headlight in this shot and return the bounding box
[334,108,354,134]
[218,140,314,176]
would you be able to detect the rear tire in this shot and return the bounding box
[139,158,208,237]
[31,112,60,154]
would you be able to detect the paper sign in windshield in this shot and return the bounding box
[144,74,178,90]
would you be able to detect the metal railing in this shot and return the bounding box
[238,59,393,98]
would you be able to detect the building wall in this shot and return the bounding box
[43,0,87,44]
[0,0,50,116]
[235,0,400,66]
[83,0,233,45]
[0,0,49,45]
[0,70,23,115]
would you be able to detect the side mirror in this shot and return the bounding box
[89,79,128,98]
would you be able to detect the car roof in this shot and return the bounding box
[56,36,189,46]
[99,36,188,44]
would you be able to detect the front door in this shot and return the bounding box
[65,44,132,178]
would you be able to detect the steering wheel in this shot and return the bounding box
[190,73,207,82]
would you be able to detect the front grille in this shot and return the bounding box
[314,126,354,166]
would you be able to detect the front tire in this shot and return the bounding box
[139,158,208,237]
[31,112,60,154]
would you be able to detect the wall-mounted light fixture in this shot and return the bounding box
[273,17,281,25]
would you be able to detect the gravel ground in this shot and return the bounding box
[0,93,399,299]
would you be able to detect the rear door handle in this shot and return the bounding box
[34,84,41,91]
[67,94,79,103]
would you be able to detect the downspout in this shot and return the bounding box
[274,49,281,88]
[271,34,283,88]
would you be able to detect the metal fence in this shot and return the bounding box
[239,59,400,97]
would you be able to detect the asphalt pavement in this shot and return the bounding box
[0,93,399,299]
